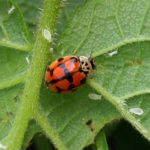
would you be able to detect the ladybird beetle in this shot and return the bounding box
[45,56,95,93]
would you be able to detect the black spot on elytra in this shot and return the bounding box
[67,75,73,82]
[86,119,94,132]
[85,63,88,66]
[58,57,64,62]
[58,76,65,81]
[58,63,65,68]
[68,84,75,90]
[64,68,73,82]
[50,79,58,84]
[80,78,86,84]
[50,68,54,76]
[56,86,63,93]
[64,68,70,74]
[87,67,90,70]
[71,57,78,62]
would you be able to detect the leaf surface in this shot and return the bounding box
[94,42,150,99]
[0,85,23,139]
[0,0,31,50]
[58,0,150,56]
[39,85,119,150]
[0,47,28,89]
[53,0,150,148]
[0,0,150,150]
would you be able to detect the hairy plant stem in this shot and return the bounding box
[3,0,61,150]
[34,107,67,150]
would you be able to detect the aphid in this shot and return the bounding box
[43,29,52,42]
[107,50,118,57]
[129,107,144,116]
[88,93,102,100]
[8,6,15,15]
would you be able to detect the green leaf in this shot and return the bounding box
[0,47,28,89]
[0,0,32,148]
[94,42,150,99]
[1,0,150,150]
[51,0,150,148]
[0,0,32,51]
[22,122,41,150]
[0,84,23,139]
[17,0,43,25]
[38,85,119,150]
[58,0,150,56]
[0,1,63,150]
[95,130,108,150]
[127,94,150,131]
[16,0,43,32]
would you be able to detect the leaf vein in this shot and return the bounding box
[115,0,125,38]
[138,4,150,35]
[74,1,95,52]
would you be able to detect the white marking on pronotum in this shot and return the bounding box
[88,93,102,100]
[43,29,52,42]
[26,57,30,64]
[107,50,118,57]
[0,143,7,150]
[8,6,15,15]
[129,107,144,116]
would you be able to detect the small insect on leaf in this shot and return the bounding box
[26,57,30,64]
[107,50,118,57]
[88,93,102,100]
[129,107,144,116]
[43,29,52,42]
[8,6,15,15]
